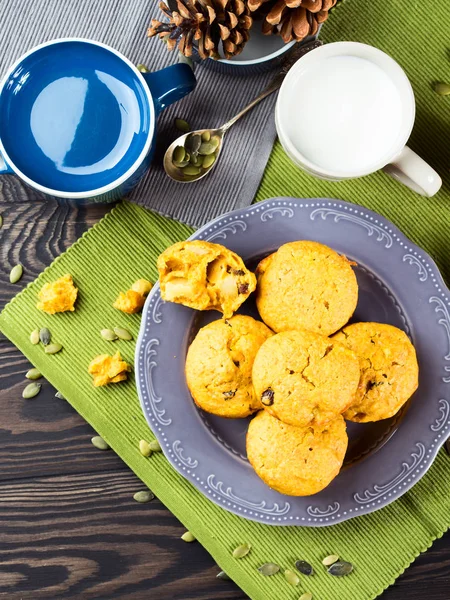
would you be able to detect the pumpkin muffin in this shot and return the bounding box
[256,241,358,336]
[252,329,360,428]
[247,410,348,496]
[157,240,256,319]
[185,315,273,418]
[332,322,419,422]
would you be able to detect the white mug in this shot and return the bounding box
[275,42,442,197]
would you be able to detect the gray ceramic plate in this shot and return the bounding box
[135,197,450,526]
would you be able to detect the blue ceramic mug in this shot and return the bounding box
[0,38,196,203]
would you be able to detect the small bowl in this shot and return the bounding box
[203,24,299,75]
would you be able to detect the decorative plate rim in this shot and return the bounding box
[135,197,450,526]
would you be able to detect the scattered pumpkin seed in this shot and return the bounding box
[284,569,300,586]
[322,554,339,566]
[295,560,314,576]
[201,131,211,142]
[45,342,62,355]
[22,382,41,399]
[25,368,42,380]
[149,440,162,452]
[183,165,201,176]
[181,531,196,542]
[39,327,51,346]
[114,327,133,341]
[30,329,40,345]
[202,153,216,169]
[91,435,110,450]
[133,490,155,503]
[139,439,152,457]
[432,81,450,96]
[216,570,230,580]
[173,146,186,164]
[327,561,353,577]
[175,118,190,132]
[101,328,118,341]
[0,214,3,228]
[232,543,251,559]
[55,391,65,399]
[136,63,149,73]
[258,562,280,576]
[299,593,313,600]
[9,264,23,284]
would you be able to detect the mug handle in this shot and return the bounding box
[142,64,196,114]
[0,152,13,175]
[383,146,442,197]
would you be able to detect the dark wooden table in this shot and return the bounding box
[0,176,449,600]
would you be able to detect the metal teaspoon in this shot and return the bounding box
[163,39,323,183]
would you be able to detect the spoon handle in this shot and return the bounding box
[221,39,323,133]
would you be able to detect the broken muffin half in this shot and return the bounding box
[157,240,256,318]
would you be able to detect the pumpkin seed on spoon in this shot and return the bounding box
[163,40,323,184]
[164,128,224,183]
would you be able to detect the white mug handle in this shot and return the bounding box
[383,146,442,197]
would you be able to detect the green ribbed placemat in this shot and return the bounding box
[2,2,450,599]
[1,201,449,600]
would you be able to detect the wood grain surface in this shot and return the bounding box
[0,174,449,600]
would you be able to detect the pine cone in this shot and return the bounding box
[251,0,337,43]
[148,0,253,60]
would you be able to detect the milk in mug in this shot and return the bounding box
[285,56,403,174]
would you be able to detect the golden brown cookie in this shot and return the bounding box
[252,329,360,427]
[157,240,256,319]
[256,241,358,336]
[185,315,273,418]
[247,410,348,496]
[332,322,419,422]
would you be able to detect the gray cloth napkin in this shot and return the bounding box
[0,0,280,226]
